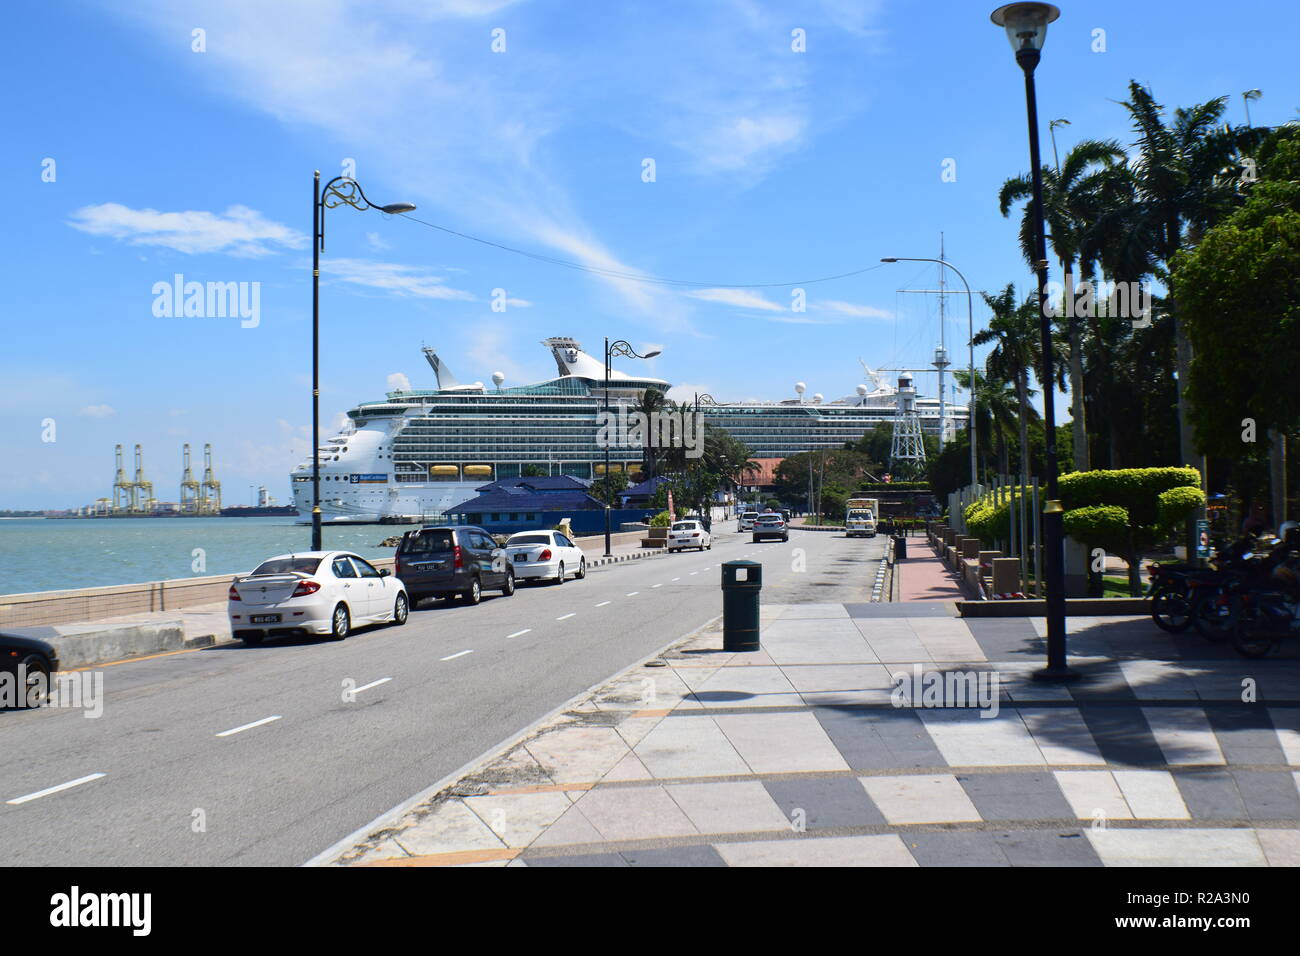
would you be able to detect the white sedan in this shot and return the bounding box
[667,520,712,552]
[504,530,587,584]
[228,551,408,645]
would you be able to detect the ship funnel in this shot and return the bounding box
[422,347,461,389]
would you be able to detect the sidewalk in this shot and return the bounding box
[325,602,1300,867]
[896,548,973,602]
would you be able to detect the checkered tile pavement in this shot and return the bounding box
[333,604,1300,867]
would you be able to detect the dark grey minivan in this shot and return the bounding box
[395,525,515,606]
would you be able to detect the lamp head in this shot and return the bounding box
[379,202,417,214]
[990,3,1059,53]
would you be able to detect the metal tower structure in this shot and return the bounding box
[112,444,134,514]
[888,373,927,474]
[180,444,201,514]
[199,443,222,514]
[131,444,156,514]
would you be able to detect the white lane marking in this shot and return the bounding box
[625,592,639,597]
[651,583,662,588]
[353,677,392,694]
[671,577,680,582]
[556,613,576,621]
[7,773,106,806]
[507,629,532,639]
[594,601,611,607]
[689,572,698,576]
[441,650,474,661]
[216,715,282,738]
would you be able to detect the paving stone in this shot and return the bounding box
[1076,705,1167,767]
[1054,771,1133,822]
[1206,709,1290,765]
[993,829,1103,866]
[762,775,887,830]
[521,852,629,867]
[1018,707,1107,765]
[961,618,1044,662]
[1086,828,1267,866]
[1119,660,1201,699]
[1174,769,1247,820]
[619,845,729,867]
[689,665,804,709]
[859,774,982,824]
[569,785,700,841]
[392,800,506,857]
[665,780,791,835]
[778,603,850,619]
[1269,707,1300,765]
[813,707,946,770]
[1142,706,1226,765]
[1255,829,1300,866]
[898,830,1010,867]
[633,714,750,778]
[463,791,575,848]
[779,663,894,694]
[714,712,850,774]
[528,803,605,847]
[1232,770,1300,821]
[524,726,631,784]
[920,708,1045,766]
[715,833,918,866]
[1112,770,1191,819]
[956,771,1075,821]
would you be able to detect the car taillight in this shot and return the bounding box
[293,581,321,597]
[454,545,463,569]
[540,548,552,561]
[228,584,240,601]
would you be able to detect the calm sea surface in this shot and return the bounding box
[0,517,401,595]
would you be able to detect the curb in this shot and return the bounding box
[303,612,725,867]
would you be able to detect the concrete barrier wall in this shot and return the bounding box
[1,557,394,628]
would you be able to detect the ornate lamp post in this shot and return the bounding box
[311,173,415,551]
[989,3,1078,681]
[603,339,661,556]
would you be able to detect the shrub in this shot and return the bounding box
[648,510,673,528]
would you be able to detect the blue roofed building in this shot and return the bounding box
[446,476,654,535]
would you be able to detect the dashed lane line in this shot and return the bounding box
[507,629,531,639]
[556,613,576,621]
[440,650,474,661]
[216,715,282,738]
[7,773,107,806]
[352,677,392,694]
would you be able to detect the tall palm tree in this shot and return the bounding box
[999,138,1128,472]
[1105,81,1269,469]
[973,285,1056,487]
[632,386,670,478]
[954,367,1027,480]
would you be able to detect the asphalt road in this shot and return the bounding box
[0,521,885,866]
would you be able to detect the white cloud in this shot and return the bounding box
[365,231,392,251]
[320,258,475,300]
[687,288,787,312]
[387,372,412,392]
[67,203,305,257]
[78,404,116,418]
[817,300,893,320]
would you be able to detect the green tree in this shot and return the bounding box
[589,471,629,505]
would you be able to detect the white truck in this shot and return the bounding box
[844,497,879,538]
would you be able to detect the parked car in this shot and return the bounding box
[229,551,408,645]
[752,513,790,542]
[505,530,587,584]
[738,511,760,532]
[395,525,514,606]
[668,519,712,552]
[0,633,59,708]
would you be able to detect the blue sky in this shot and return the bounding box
[3,0,1296,509]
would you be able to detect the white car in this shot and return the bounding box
[667,520,712,552]
[228,551,408,645]
[737,511,760,531]
[504,530,587,584]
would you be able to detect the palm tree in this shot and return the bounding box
[954,367,1026,480]
[632,387,670,478]
[973,285,1049,487]
[1105,81,1269,469]
[999,138,1128,471]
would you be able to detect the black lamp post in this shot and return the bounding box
[310,172,415,551]
[603,338,661,556]
[990,3,1078,681]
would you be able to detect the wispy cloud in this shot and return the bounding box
[67,203,305,257]
[77,404,116,418]
[818,299,892,320]
[686,288,787,312]
[320,258,476,300]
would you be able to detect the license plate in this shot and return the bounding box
[250,614,281,624]
[513,553,527,561]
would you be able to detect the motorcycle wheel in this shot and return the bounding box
[1190,590,1236,642]
[1232,625,1278,659]
[1150,585,1192,633]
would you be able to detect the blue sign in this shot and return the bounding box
[350,473,388,484]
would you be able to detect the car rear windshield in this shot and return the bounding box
[758,516,782,522]
[399,529,456,553]
[741,512,758,518]
[251,556,323,576]
[508,534,551,545]
[672,522,698,531]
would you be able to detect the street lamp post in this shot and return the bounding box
[603,339,661,556]
[990,3,1078,681]
[311,172,415,551]
[881,257,977,488]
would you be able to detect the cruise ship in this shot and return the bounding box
[290,337,967,524]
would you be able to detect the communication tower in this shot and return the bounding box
[888,373,927,474]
